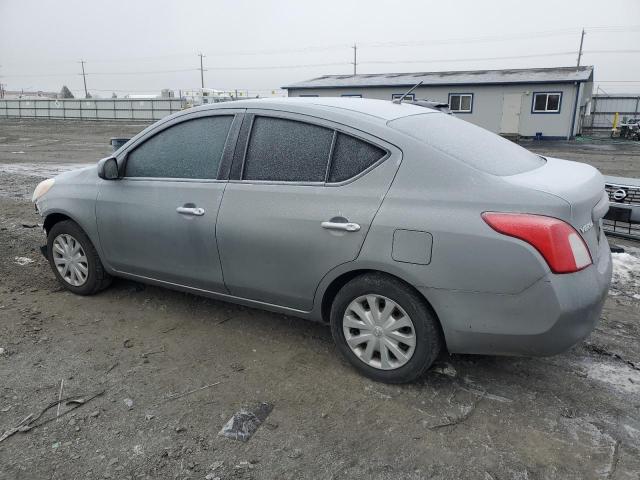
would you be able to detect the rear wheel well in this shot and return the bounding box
[320,269,446,350]
[43,213,72,235]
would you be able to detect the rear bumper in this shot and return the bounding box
[422,231,612,356]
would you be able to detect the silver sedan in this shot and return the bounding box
[32,98,612,383]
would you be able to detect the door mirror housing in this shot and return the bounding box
[98,156,120,180]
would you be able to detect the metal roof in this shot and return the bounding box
[206,97,437,121]
[283,66,594,89]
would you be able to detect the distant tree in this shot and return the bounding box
[59,85,74,99]
[86,92,92,99]
[111,92,117,99]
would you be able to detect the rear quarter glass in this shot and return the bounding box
[388,113,545,176]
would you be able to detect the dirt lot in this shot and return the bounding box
[1,119,640,480]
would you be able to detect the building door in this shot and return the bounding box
[500,94,522,135]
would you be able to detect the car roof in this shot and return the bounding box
[197,97,438,122]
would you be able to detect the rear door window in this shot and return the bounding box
[242,116,333,182]
[328,133,386,182]
[125,115,233,179]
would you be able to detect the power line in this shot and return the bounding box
[205,62,350,71]
[86,68,200,76]
[360,49,640,66]
[358,26,640,49]
[4,25,638,68]
[4,47,640,79]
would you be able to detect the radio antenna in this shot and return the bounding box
[393,81,423,104]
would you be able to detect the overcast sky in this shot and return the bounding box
[1,0,639,97]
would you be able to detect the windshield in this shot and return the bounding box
[388,113,545,176]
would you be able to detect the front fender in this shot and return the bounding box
[36,165,109,271]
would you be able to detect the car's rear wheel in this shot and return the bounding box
[330,273,442,383]
[47,220,112,295]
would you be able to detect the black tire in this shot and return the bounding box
[330,272,442,383]
[47,220,112,295]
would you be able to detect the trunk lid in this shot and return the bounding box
[503,156,608,260]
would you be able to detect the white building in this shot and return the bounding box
[183,88,233,107]
[284,66,594,140]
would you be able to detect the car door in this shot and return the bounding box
[96,110,242,292]
[216,111,401,311]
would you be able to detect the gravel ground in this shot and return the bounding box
[0,119,639,480]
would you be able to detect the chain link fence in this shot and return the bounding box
[0,98,186,121]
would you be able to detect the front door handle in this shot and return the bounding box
[176,206,205,216]
[321,221,361,232]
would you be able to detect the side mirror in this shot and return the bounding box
[98,157,120,180]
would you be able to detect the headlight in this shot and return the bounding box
[32,178,55,203]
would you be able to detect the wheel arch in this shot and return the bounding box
[319,268,447,351]
[43,211,74,234]
[41,209,110,271]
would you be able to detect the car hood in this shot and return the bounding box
[54,164,98,183]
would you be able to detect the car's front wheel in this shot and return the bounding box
[47,220,112,295]
[330,273,442,383]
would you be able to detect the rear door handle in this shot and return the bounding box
[176,206,205,216]
[321,221,361,232]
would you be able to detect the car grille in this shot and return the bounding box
[603,182,640,240]
[605,183,640,206]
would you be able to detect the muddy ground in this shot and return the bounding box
[0,119,639,480]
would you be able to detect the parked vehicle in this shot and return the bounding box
[603,175,640,240]
[32,98,612,383]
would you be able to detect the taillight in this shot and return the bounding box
[482,212,592,274]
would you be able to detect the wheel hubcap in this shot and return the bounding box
[342,295,416,370]
[52,234,88,287]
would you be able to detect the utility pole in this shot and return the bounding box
[79,59,88,98]
[352,43,357,75]
[198,53,205,89]
[576,28,585,67]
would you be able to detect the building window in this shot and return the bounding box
[532,92,562,113]
[341,94,362,98]
[391,93,415,101]
[448,93,473,113]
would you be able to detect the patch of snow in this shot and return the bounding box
[623,423,640,443]
[611,249,640,298]
[579,358,640,395]
[0,162,93,178]
[14,256,34,266]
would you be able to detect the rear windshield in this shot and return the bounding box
[388,113,545,176]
